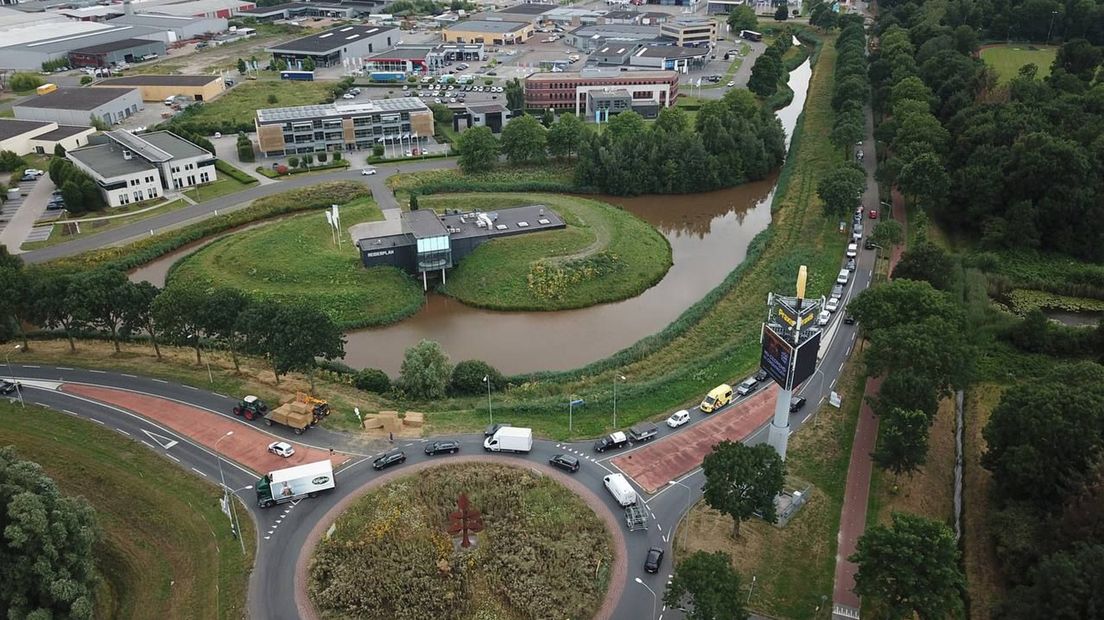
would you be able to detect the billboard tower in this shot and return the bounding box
[761,266,823,460]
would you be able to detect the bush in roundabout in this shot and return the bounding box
[308,463,614,619]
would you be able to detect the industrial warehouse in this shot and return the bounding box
[355,205,565,289]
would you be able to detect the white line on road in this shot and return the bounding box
[830,379,837,390]
[117,429,130,436]
[182,385,198,390]
[63,410,77,415]
[191,467,207,477]
[838,361,845,373]
[122,374,137,378]
[141,441,154,449]
[57,367,73,371]
[22,365,40,368]
[214,393,227,398]
[90,418,106,425]
[168,455,180,462]
[88,370,106,374]
[34,402,49,407]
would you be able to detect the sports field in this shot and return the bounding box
[979,44,1057,83]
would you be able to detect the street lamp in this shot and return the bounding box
[747,574,757,605]
[214,431,244,553]
[5,345,24,409]
[482,375,493,427]
[668,478,693,514]
[1047,11,1059,44]
[612,374,626,429]
[634,577,657,620]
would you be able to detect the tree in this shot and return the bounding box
[817,164,867,219]
[546,112,586,159]
[774,3,788,20]
[873,407,930,474]
[748,52,782,97]
[540,108,554,128]
[830,118,865,156]
[847,279,962,333]
[1054,38,1102,82]
[123,281,163,359]
[897,151,949,207]
[31,271,81,352]
[237,58,247,74]
[429,103,454,124]
[409,192,420,210]
[702,441,785,536]
[664,551,749,620]
[0,447,98,620]
[850,513,965,619]
[865,317,973,393]
[505,77,524,114]
[398,339,452,399]
[53,143,66,158]
[303,153,314,167]
[8,72,43,92]
[605,110,646,141]
[1003,544,1104,620]
[238,302,344,388]
[727,5,757,32]
[71,269,144,353]
[302,57,316,72]
[449,359,504,395]
[288,156,300,168]
[0,248,32,351]
[153,281,208,364]
[870,220,903,249]
[353,368,391,393]
[892,242,953,290]
[456,126,500,173]
[199,288,251,372]
[0,150,25,172]
[499,113,547,164]
[61,180,85,214]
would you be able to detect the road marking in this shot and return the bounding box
[90,418,106,425]
[142,429,179,450]
[117,429,130,436]
[167,455,180,462]
[88,370,106,374]
[34,402,49,407]
[656,523,662,531]
[214,392,228,398]
[838,361,845,373]
[151,377,166,382]
[63,410,77,415]
[122,374,137,378]
[182,385,198,390]
[57,367,73,371]
[191,467,207,477]
[829,379,837,390]
[22,365,40,368]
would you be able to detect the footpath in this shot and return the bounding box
[831,183,908,619]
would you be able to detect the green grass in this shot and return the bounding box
[310,463,613,619]
[980,44,1057,83]
[168,196,426,328]
[183,174,252,202]
[0,400,254,620]
[388,164,578,198]
[21,199,189,251]
[425,193,672,311]
[179,80,333,131]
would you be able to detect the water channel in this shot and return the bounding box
[132,58,814,376]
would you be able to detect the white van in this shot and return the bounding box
[164,96,175,106]
[603,474,637,507]
[836,269,850,285]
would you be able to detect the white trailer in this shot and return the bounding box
[256,460,335,508]
[483,427,533,453]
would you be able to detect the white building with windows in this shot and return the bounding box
[67,130,216,207]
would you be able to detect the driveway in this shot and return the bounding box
[0,175,55,252]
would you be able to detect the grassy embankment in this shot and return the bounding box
[169,195,426,329]
[675,351,865,619]
[0,401,254,620]
[22,199,189,251]
[421,193,672,311]
[309,463,613,619]
[979,44,1057,83]
[962,384,1008,620]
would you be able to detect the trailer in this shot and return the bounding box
[256,460,335,508]
[625,504,648,531]
[280,70,315,81]
[264,401,313,434]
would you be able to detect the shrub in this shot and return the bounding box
[9,73,43,92]
[317,152,328,163]
[373,145,384,157]
[332,151,342,162]
[398,340,451,399]
[275,164,289,175]
[80,76,93,85]
[214,159,257,184]
[449,360,504,395]
[0,151,25,172]
[288,156,300,168]
[353,368,391,393]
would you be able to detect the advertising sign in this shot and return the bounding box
[792,331,821,389]
[760,325,794,388]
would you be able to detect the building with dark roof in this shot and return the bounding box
[0,118,96,156]
[495,3,557,14]
[266,25,397,67]
[13,88,143,126]
[107,14,229,41]
[451,102,512,134]
[67,130,216,208]
[565,23,664,51]
[92,74,226,102]
[627,44,709,70]
[68,38,166,68]
[237,1,363,20]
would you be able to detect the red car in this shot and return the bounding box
[868,209,879,219]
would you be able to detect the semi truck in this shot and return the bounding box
[264,401,313,434]
[483,426,533,453]
[256,460,334,508]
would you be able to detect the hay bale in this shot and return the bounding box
[403,412,424,428]
[279,394,295,405]
[361,415,384,429]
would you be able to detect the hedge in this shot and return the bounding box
[214,159,258,185]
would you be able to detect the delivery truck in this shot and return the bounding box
[256,460,335,508]
[483,426,533,453]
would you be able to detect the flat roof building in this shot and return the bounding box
[13,87,143,126]
[92,74,226,102]
[524,69,679,117]
[237,1,363,20]
[0,22,166,69]
[107,14,229,41]
[67,130,216,207]
[0,119,95,156]
[68,37,166,68]
[255,97,434,157]
[451,102,512,134]
[628,44,709,70]
[660,17,717,46]
[565,23,663,51]
[442,20,534,45]
[365,42,485,73]
[267,25,397,67]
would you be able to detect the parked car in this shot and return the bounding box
[700,384,733,413]
[667,409,691,428]
[844,314,856,325]
[826,297,840,313]
[644,547,665,573]
[836,269,850,284]
[816,310,831,326]
[846,257,857,271]
[755,368,769,382]
[789,396,807,413]
[361,167,377,175]
[628,422,658,443]
[735,376,759,396]
[342,93,355,99]
[424,440,460,456]
[831,284,844,299]
[372,450,406,470]
[268,441,295,458]
[726,80,735,87]
[549,454,580,473]
[846,243,858,258]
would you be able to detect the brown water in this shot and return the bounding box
[133,59,814,376]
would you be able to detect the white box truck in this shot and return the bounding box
[483,426,533,453]
[255,460,335,508]
[603,473,637,507]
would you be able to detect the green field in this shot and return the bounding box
[179,80,334,131]
[425,193,672,311]
[22,199,189,251]
[0,401,254,619]
[310,463,613,619]
[980,44,1057,83]
[169,196,426,328]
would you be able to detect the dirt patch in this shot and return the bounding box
[963,384,1008,620]
[611,385,777,493]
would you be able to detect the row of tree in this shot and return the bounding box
[747,36,792,97]
[817,18,870,220]
[0,249,346,388]
[48,156,105,215]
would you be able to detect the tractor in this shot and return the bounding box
[233,395,268,421]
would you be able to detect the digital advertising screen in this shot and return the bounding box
[760,325,795,388]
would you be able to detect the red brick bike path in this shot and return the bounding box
[62,384,347,475]
[611,385,778,494]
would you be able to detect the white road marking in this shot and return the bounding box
[167,455,180,462]
[182,385,198,390]
[838,361,845,373]
[141,441,154,449]
[57,367,73,371]
[22,365,40,368]
[117,429,130,436]
[90,418,106,425]
[122,374,137,378]
[34,402,49,407]
[88,370,106,374]
[141,429,178,450]
[63,410,77,415]
[191,467,207,477]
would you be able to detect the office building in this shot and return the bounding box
[67,130,216,207]
[0,119,95,156]
[524,69,679,116]
[451,103,512,134]
[254,97,434,157]
[365,43,484,74]
[564,23,663,51]
[267,25,397,68]
[14,88,143,126]
[660,18,717,46]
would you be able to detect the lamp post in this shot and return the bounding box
[5,345,24,409]
[634,577,657,620]
[747,574,757,605]
[223,482,252,554]
[1047,11,1059,44]
[568,398,584,434]
[214,431,237,550]
[482,375,493,427]
[612,374,625,429]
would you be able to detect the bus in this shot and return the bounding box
[740,30,763,42]
[280,70,315,81]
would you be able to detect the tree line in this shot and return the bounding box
[456,89,786,196]
[880,0,1104,47]
[817,17,871,220]
[0,248,345,388]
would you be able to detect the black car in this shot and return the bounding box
[372,450,406,470]
[789,396,807,413]
[844,314,856,325]
[484,422,511,437]
[846,258,857,271]
[754,368,768,382]
[594,432,629,453]
[864,239,879,250]
[0,379,19,395]
[644,547,664,574]
[425,440,460,456]
[549,454,580,473]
